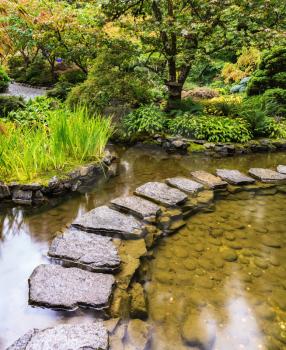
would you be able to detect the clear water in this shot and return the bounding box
[147,194,286,350]
[0,145,286,349]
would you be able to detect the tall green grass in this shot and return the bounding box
[0,106,113,182]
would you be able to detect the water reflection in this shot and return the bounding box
[0,145,286,348]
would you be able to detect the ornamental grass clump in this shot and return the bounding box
[0,106,112,182]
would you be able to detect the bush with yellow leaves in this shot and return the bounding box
[202,95,242,117]
[221,47,261,84]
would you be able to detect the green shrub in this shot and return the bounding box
[59,69,86,84]
[262,88,286,117]
[5,97,60,126]
[8,56,54,86]
[47,81,74,101]
[67,40,163,114]
[0,106,113,182]
[236,95,286,137]
[122,105,166,136]
[168,115,252,143]
[247,47,286,96]
[47,69,87,101]
[168,97,203,117]
[0,66,10,92]
[0,96,25,118]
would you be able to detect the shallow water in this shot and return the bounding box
[147,194,286,350]
[0,145,286,349]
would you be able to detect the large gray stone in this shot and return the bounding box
[191,171,228,189]
[110,195,161,220]
[277,165,286,174]
[166,177,204,194]
[134,182,187,206]
[248,168,286,183]
[72,205,144,239]
[6,329,38,350]
[12,189,33,205]
[48,229,120,272]
[29,264,115,310]
[7,322,108,350]
[216,169,255,185]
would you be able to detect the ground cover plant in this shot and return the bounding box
[0,106,112,182]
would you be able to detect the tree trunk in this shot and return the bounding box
[166,81,183,111]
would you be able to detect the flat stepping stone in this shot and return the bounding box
[110,195,161,220]
[248,168,286,183]
[48,229,120,272]
[134,182,188,206]
[7,322,108,350]
[191,171,228,189]
[277,165,286,174]
[29,264,115,311]
[166,177,204,194]
[216,169,255,185]
[72,205,144,239]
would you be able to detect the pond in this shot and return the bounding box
[0,145,286,349]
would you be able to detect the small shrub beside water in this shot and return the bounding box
[0,107,113,182]
[168,115,252,143]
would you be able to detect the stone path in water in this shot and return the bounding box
[8,165,286,349]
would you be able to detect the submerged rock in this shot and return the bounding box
[125,319,151,350]
[181,313,216,350]
[29,264,115,310]
[135,182,188,206]
[48,229,120,272]
[248,168,286,183]
[110,195,161,220]
[277,165,286,174]
[191,171,228,189]
[129,282,147,319]
[166,177,204,194]
[216,169,255,185]
[72,205,144,239]
[7,322,108,350]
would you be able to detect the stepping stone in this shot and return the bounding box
[48,229,120,272]
[110,195,161,220]
[134,182,188,206]
[166,177,204,194]
[72,205,144,239]
[7,322,108,350]
[191,171,228,189]
[29,264,115,311]
[216,169,255,185]
[248,168,286,183]
[277,165,286,174]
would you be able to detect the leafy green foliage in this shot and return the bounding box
[8,55,54,86]
[263,89,286,117]
[168,115,252,143]
[0,65,10,92]
[235,95,286,137]
[122,105,166,136]
[5,97,60,126]
[0,106,113,182]
[67,40,163,114]
[247,47,286,96]
[168,98,204,117]
[0,96,25,118]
